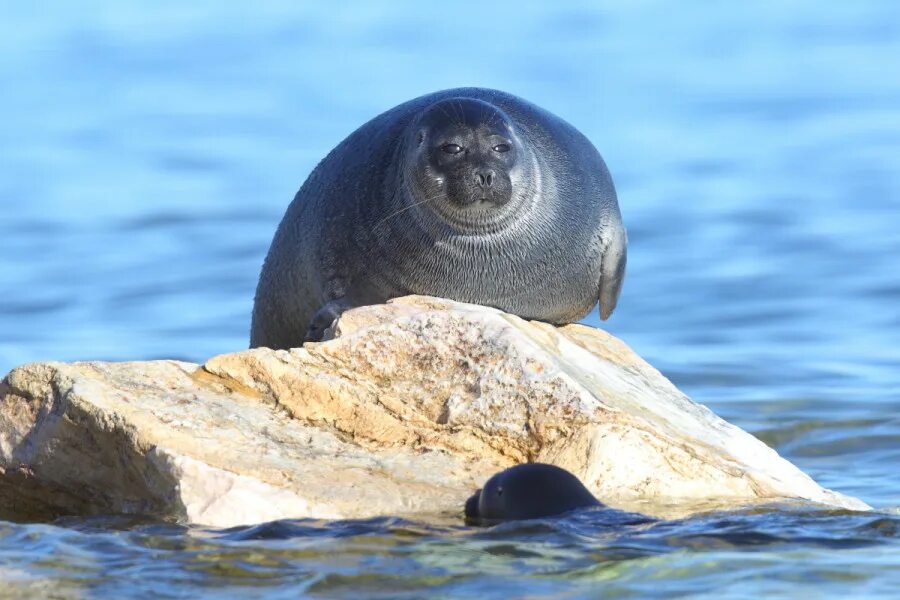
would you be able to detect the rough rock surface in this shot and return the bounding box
[0,296,868,527]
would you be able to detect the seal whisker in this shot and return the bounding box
[485,105,498,128]
[446,98,459,125]
[435,103,456,126]
[372,192,445,230]
[454,99,467,126]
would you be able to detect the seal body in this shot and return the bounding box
[464,463,603,524]
[251,87,626,348]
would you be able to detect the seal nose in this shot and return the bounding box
[474,169,495,189]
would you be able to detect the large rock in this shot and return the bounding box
[0,296,868,527]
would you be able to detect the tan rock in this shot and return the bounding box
[0,296,868,527]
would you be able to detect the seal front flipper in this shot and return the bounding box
[598,219,627,320]
[305,298,351,342]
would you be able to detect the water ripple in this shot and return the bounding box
[1,0,898,596]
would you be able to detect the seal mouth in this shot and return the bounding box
[430,198,521,234]
[464,198,497,209]
[454,189,510,210]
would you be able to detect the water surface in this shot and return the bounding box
[1,1,898,597]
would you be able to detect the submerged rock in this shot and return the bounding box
[0,296,868,527]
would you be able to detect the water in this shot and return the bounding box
[1,1,898,597]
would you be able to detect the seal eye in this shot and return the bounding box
[441,143,463,155]
[492,143,511,153]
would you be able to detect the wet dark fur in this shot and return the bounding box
[465,464,603,524]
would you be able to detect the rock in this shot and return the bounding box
[0,296,869,527]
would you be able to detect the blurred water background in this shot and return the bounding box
[1,1,898,597]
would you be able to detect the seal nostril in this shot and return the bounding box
[475,173,486,187]
[486,171,494,187]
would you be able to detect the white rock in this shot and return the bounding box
[0,296,868,527]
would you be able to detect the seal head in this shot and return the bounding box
[465,463,603,525]
[405,98,529,230]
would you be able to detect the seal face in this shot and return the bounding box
[251,88,627,349]
[464,463,603,524]
[407,98,522,228]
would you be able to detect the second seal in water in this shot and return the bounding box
[251,87,627,348]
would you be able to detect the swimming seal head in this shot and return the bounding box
[465,463,603,524]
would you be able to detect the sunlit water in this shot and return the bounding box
[1,1,898,597]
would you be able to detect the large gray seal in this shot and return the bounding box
[251,87,626,348]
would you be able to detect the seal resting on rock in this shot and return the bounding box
[465,463,603,524]
[251,87,627,348]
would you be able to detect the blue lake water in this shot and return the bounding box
[1,1,898,597]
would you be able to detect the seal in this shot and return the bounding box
[464,463,603,524]
[251,87,627,348]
